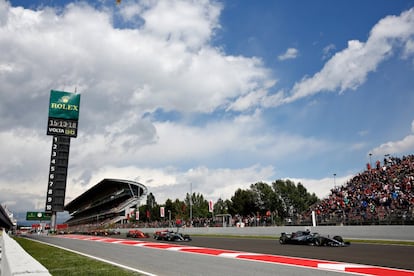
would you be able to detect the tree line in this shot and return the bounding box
[134,179,319,224]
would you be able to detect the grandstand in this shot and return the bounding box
[305,155,414,225]
[0,204,14,230]
[64,179,147,231]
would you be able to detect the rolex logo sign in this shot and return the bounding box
[48,90,81,120]
[47,90,81,138]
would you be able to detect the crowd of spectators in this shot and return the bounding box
[308,155,414,225]
[74,154,414,232]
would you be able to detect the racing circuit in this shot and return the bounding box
[27,233,414,276]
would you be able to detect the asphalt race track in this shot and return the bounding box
[173,236,414,271]
[26,235,414,275]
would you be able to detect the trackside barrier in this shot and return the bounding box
[129,225,414,241]
[0,231,51,276]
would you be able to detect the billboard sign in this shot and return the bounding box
[47,90,81,138]
[48,90,81,120]
[26,212,52,221]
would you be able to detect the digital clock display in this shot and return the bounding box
[47,117,78,138]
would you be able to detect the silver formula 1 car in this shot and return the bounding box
[279,230,350,247]
[154,229,192,242]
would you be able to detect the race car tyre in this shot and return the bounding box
[333,235,343,242]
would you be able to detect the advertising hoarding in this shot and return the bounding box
[47,90,81,138]
[26,212,52,221]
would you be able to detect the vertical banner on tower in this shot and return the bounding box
[45,90,81,214]
[160,207,165,218]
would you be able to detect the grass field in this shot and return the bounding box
[14,237,143,276]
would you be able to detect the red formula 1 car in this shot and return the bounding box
[126,229,150,238]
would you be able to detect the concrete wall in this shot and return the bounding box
[135,225,414,241]
[0,231,51,276]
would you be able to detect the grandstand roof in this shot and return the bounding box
[0,204,13,230]
[64,178,147,213]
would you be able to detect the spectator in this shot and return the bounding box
[306,155,414,225]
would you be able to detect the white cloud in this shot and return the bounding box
[370,119,414,157]
[357,129,369,137]
[0,95,333,213]
[140,0,222,50]
[278,47,299,61]
[322,43,336,60]
[289,174,353,199]
[0,1,328,213]
[0,130,50,181]
[150,165,276,204]
[403,39,414,59]
[0,1,274,127]
[117,1,144,23]
[264,8,414,106]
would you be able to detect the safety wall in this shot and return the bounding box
[0,231,51,276]
[137,225,414,241]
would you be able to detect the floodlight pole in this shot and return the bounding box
[369,153,372,168]
[136,185,140,222]
[190,183,193,227]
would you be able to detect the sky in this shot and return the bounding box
[1,0,414,221]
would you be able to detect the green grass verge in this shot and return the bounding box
[14,237,142,276]
[347,239,414,246]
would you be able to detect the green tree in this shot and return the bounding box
[272,179,318,223]
[224,199,235,215]
[148,179,318,225]
[185,192,210,220]
[213,198,229,214]
[169,198,186,220]
[146,192,157,209]
[140,192,158,222]
[250,182,279,214]
[230,188,257,216]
